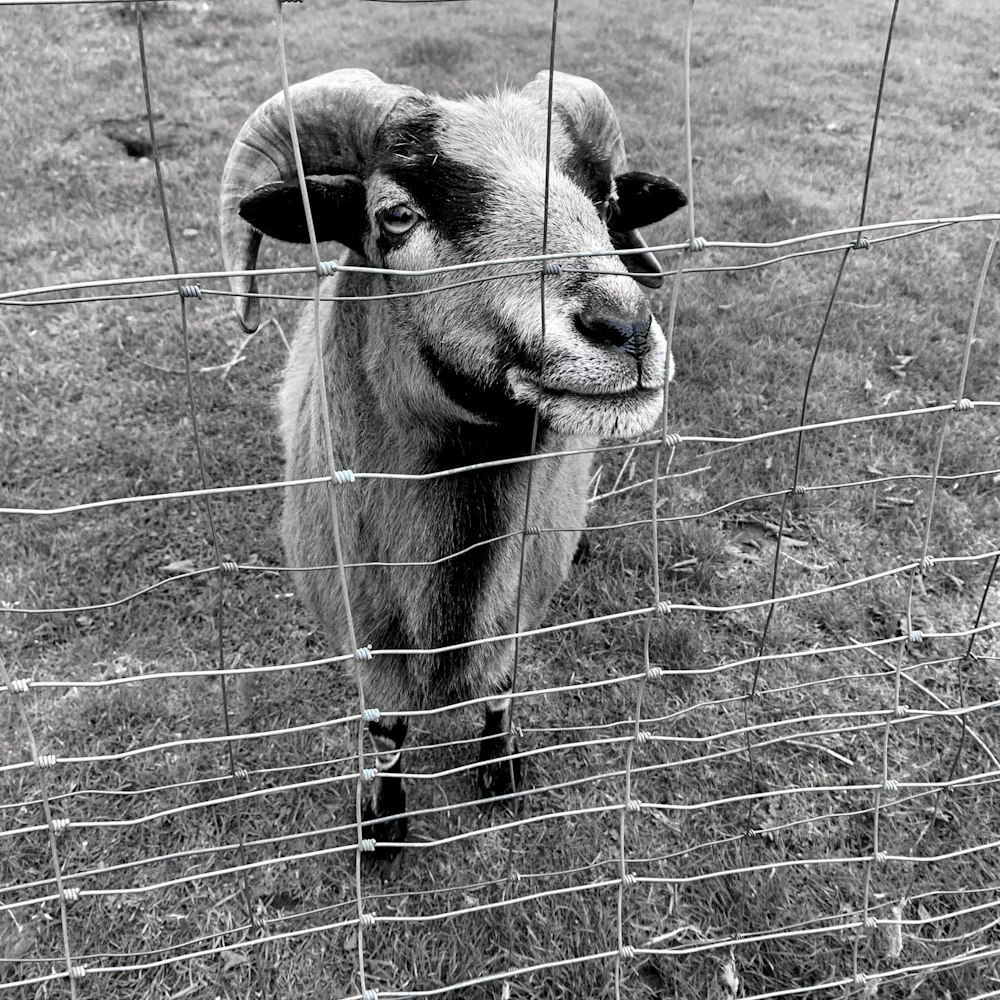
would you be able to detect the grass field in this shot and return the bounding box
[2,1,999,998]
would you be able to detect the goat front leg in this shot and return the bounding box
[361,715,408,877]
[475,692,522,800]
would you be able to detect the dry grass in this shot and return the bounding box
[2,1,999,998]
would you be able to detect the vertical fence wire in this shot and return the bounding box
[614,1,698,995]
[854,220,1000,992]
[0,653,79,995]
[133,4,268,994]
[501,5,563,992]
[736,0,902,985]
[272,4,376,996]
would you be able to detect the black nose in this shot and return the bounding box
[575,308,652,356]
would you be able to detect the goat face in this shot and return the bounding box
[221,70,686,440]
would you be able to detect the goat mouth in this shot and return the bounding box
[510,373,663,405]
[507,371,665,439]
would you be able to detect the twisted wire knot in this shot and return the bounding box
[362,990,379,1000]
[790,484,807,496]
[524,526,542,537]
[874,850,888,864]
[854,972,868,985]
[660,433,683,448]
[233,767,250,781]
[908,629,924,644]
[621,872,638,887]
[363,707,381,723]
[920,555,934,574]
[542,262,562,276]
[317,260,338,277]
[51,817,71,835]
[952,397,974,412]
[619,944,636,959]
[36,754,57,769]
[360,911,376,927]
[362,767,378,783]
[355,646,373,661]
[69,966,87,980]
[634,730,652,745]
[359,838,376,852]
[883,778,899,793]
[10,677,30,694]
[220,561,239,575]
[656,600,671,616]
[333,468,356,485]
[63,886,81,903]
[894,704,909,718]
[178,284,202,299]
[688,236,707,253]
[646,666,665,680]
[627,798,643,813]
[864,915,879,930]
[508,869,521,884]
[851,236,871,251]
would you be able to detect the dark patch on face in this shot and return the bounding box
[418,342,536,428]
[553,110,615,208]
[374,108,493,254]
[416,311,546,431]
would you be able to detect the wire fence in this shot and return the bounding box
[2,0,999,998]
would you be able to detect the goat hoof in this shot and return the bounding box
[363,839,404,881]
[361,844,403,882]
[361,802,408,879]
[476,752,522,801]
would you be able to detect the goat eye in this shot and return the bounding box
[379,204,421,236]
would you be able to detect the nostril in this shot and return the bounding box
[575,314,627,349]
[575,310,652,355]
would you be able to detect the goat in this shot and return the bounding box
[219,68,685,872]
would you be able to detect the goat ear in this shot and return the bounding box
[238,175,368,256]
[613,171,687,230]
[610,229,664,288]
[609,172,687,288]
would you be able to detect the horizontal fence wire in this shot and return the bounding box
[3,215,1000,307]
[2,0,999,998]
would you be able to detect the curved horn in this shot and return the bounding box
[521,71,665,287]
[220,69,421,332]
